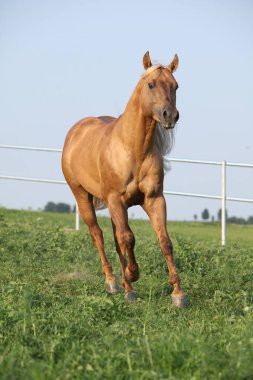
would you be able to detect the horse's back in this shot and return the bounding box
[65,115,114,141]
[63,115,116,154]
[98,115,116,123]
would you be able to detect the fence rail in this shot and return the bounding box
[0,175,66,185]
[1,144,253,246]
[0,144,62,153]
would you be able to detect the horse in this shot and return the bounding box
[62,51,188,307]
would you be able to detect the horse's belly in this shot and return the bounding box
[76,170,102,198]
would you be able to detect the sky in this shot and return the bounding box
[0,0,253,221]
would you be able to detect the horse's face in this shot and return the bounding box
[140,52,179,129]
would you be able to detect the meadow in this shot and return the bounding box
[1,208,253,379]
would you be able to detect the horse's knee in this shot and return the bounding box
[118,230,135,250]
[160,236,173,255]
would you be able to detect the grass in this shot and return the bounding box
[0,208,253,379]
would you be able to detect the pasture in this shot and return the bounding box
[1,208,253,379]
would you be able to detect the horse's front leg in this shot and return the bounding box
[142,195,189,308]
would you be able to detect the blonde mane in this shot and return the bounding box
[142,64,164,78]
[155,122,174,172]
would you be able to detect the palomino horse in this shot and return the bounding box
[62,51,188,307]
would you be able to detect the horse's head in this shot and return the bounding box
[140,51,179,129]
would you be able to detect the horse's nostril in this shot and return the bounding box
[175,111,179,122]
[163,110,168,119]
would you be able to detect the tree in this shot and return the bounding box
[201,208,210,221]
[217,208,228,221]
[193,214,198,221]
[227,216,246,224]
[247,216,253,224]
[44,202,71,213]
[56,203,71,213]
[44,201,57,212]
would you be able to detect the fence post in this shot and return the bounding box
[221,160,227,246]
[75,202,80,231]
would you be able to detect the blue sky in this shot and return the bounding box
[0,0,253,220]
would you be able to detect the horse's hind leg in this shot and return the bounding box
[72,185,119,294]
[108,195,139,301]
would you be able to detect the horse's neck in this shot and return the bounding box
[116,89,157,161]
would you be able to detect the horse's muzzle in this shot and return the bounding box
[162,123,175,130]
[160,108,179,129]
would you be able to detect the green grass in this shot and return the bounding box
[1,208,253,380]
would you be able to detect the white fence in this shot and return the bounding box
[1,144,253,246]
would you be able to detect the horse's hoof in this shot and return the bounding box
[125,266,140,282]
[171,293,189,308]
[105,277,120,294]
[125,290,138,302]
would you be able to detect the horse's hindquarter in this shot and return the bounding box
[62,117,115,198]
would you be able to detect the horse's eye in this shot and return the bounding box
[148,82,155,89]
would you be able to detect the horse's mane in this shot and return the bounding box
[141,64,164,78]
[155,122,174,156]
[155,122,174,172]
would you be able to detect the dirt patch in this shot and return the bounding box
[63,227,76,233]
[53,271,92,283]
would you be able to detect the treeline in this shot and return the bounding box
[198,208,253,224]
[44,202,74,213]
[226,216,253,225]
[43,202,253,224]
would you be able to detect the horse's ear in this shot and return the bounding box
[167,54,179,73]
[143,51,152,70]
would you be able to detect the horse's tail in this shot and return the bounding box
[93,197,107,210]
